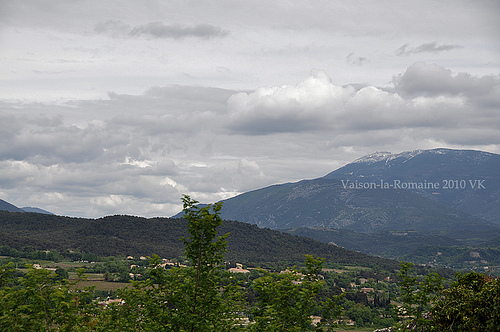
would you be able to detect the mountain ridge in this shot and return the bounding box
[210,177,499,242]
[0,210,400,270]
[324,148,500,224]
[0,199,54,215]
[170,148,500,245]
[0,199,25,213]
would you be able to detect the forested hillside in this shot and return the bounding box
[284,227,500,273]
[0,211,399,270]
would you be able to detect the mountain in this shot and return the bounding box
[0,199,54,215]
[179,148,500,244]
[0,199,25,213]
[323,148,500,224]
[21,207,54,215]
[0,211,400,270]
[204,177,499,243]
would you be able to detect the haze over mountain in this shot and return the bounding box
[20,207,54,215]
[183,148,500,243]
[0,199,25,213]
[0,199,54,215]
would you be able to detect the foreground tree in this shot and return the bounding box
[180,195,240,331]
[394,262,500,332]
[0,263,94,331]
[394,262,443,331]
[250,255,343,331]
[431,271,500,331]
[100,195,242,331]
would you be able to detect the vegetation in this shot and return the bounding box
[0,210,399,271]
[393,262,500,331]
[249,255,343,331]
[0,196,344,331]
[284,227,500,274]
[0,197,498,331]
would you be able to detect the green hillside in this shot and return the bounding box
[283,227,461,258]
[283,227,500,273]
[0,211,400,270]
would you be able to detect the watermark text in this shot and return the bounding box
[340,179,485,190]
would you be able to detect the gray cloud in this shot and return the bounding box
[393,62,500,105]
[93,20,131,37]
[1,1,499,218]
[395,42,463,56]
[94,20,229,39]
[0,63,498,218]
[225,65,497,135]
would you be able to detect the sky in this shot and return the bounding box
[0,0,499,218]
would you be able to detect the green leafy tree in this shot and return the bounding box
[394,262,443,331]
[54,267,69,282]
[394,263,500,332]
[250,255,343,331]
[0,263,94,331]
[100,195,242,331]
[431,271,500,331]
[180,195,240,331]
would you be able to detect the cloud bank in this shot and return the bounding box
[1,63,498,217]
[226,63,499,134]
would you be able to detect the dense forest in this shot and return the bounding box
[0,210,401,270]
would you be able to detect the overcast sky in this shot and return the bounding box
[1,0,499,218]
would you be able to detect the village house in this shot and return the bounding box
[360,287,375,293]
[228,263,250,273]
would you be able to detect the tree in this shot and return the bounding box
[431,271,500,331]
[0,263,94,331]
[394,262,500,332]
[394,262,443,331]
[250,255,343,331]
[180,195,239,331]
[54,267,69,282]
[102,195,242,331]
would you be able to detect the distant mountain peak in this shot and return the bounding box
[0,199,55,215]
[0,199,25,213]
[352,151,393,164]
[350,148,495,167]
[352,148,442,165]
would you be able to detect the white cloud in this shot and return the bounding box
[226,64,494,134]
[1,63,497,218]
[238,158,265,178]
[227,70,355,134]
[0,0,498,218]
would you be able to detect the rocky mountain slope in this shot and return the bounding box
[182,148,500,244]
[323,148,500,224]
